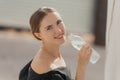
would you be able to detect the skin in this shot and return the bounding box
[31,12,92,80]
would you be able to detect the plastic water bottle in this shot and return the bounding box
[68,33,100,64]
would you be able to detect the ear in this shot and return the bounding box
[33,33,42,40]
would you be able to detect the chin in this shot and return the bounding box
[55,36,66,45]
[59,40,65,44]
[61,39,66,45]
[55,41,65,46]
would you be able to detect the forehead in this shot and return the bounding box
[40,12,61,28]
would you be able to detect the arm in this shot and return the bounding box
[75,63,86,80]
[75,44,92,80]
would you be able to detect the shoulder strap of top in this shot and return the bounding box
[19,60,32,80]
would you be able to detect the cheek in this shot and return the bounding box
[43,32,54,40]
[40,29,54,41]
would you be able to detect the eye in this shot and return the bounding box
[47,25,53,30]
[57,20,62,25]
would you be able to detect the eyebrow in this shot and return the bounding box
[44,19,62,29]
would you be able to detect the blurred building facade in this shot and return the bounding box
[0,0,95,32]
[0,0,107,45]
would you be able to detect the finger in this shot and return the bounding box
[83,44,90,54]
[80,44,87,56]
[86,48,92,59]
[78,44,86,54]
[82,44,89,52]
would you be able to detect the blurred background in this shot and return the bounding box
[0,0,107,80]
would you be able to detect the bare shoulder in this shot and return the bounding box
[31,54,52,74]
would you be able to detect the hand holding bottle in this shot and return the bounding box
[68,33,100,64]
[77,44,92,66]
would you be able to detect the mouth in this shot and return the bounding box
[54,33,64,39]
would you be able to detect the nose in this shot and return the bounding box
[54,27,62,34]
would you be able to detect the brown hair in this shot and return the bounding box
[29,7,56,40]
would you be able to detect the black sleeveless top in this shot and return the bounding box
[19,60,73,80]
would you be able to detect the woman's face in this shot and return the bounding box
[38,12,66,45]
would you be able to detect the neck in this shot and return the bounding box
[41,42,61,58]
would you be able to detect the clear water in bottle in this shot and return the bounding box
[68,33,100,64]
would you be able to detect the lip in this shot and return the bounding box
[54,33,64,39]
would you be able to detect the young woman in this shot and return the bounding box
[19,7,92,80]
